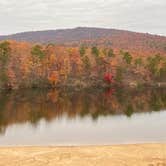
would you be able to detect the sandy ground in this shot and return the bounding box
[0,144,166,166]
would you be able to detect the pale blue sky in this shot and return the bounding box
[0,0,166,35]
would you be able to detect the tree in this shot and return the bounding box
[104,73,114,84]
[115,66,123,82]
[135,58,142,67]
[79,45,86,57]
[31,45,45,60]
[0,41,11,65]
[82,56,91,74]
[102,48,107,57]
[0,41,11,87]
[48,71,59,87]
[122,51,132,64]
[91,46,99,57]
[108,48,115,57]
[147,54,162,78]
[159,59,166,81]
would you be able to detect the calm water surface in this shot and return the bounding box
[0,88,166,145]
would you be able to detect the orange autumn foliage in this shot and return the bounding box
[0,40,166,89]
[48,71,59,86]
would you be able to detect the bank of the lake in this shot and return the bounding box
[0,144,166,166]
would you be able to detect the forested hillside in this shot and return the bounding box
[0,40,166,90]
[1,27,166,56]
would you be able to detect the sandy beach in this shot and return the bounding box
[0,144,166,166]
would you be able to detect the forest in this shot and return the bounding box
[0,40,166,90]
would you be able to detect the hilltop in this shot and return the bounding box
[0,27,166,55]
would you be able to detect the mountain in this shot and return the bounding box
[0,27,134,43]
[0,27,166,54]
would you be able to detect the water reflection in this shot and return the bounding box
[0,87,166,136]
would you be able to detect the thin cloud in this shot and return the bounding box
[0,0,166,35]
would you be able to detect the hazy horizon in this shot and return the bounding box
[0,0,166,36]
[1,26,166,37]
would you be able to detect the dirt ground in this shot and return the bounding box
[0,144,166,166]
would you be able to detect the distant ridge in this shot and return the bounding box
[0,27,165,43]
[0,27,166,54]
[0,27,128,43]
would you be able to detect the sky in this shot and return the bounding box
[0,0,166,36]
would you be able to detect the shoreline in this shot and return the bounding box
[0,82,166,91]
[1,143,166,166]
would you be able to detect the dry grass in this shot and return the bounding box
[0,144,166,166]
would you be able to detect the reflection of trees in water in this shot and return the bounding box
[0,87,166,134]
[0,91,10,134]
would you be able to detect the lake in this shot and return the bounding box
[0,87,166,146]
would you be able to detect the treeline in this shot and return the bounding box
[0,40,166,89]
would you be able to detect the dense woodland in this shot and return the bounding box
[0,39,166,89]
